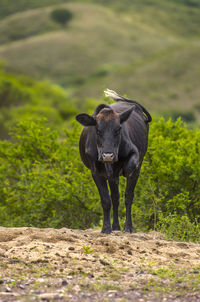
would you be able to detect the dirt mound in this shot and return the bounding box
[0,227,199,301]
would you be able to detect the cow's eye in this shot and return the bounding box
[114,127,121,136]
[96,129,102,136]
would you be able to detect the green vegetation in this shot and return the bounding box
[1,0,200,19]
[0,68,78,138]
[83,245,93,254]
[142,265,200,296]
[0,0,199,242]
[0,118,101,228]
[50,8,73,26]
[0,98,199,241]
[0,0,71,19]
[158,214,200,242]
[132,118,200,241]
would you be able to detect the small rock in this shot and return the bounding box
[128,249,132,255]
[73,285,80,292]
[6,279,15,284]
[5,286,11,292]
[56,253,61,257]
[0,253,6,258]
[61,280,68,286]
[80,293,91,298]
[134,291,142,296]
[107,290,117,297]
[31,290,42,295]
[99,259,109,266]
[38,278,45,283]
[38,293,64,300]
[68,247,75,251]
[136,270,144,275]
[19,284,25,289]
[80,283,89,289]
[66,275,73,279]
[0,292,20,297]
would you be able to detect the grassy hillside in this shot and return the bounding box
[0,0,200,122]
[1,0,200,19]
[0,3,178,82]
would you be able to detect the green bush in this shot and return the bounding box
[133,117,200,241]
[50,8,73,26]
[0,116,199,242]
[0,118,101,228]
[158,213,200,242]
[0,69,78,138]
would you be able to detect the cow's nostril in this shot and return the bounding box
[102,153,114,162]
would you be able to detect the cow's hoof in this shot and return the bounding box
[112,224,121,231]
[101,226,112,234]
[124,225,135,233]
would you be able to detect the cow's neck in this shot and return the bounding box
[118,127,134,158]
[104,163,113,179]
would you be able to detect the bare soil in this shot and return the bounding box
[0,227,199,301]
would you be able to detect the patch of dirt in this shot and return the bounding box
[0,227,199,301]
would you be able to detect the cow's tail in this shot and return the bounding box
[104,88,152,123]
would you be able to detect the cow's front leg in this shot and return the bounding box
[92,174,111,234]
[109,178,120,231]
[124,170,140,233]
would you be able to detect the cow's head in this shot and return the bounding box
[76,104,134,163]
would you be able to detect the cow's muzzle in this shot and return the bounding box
[102,152,115,163]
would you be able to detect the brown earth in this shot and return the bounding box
[0,227,199,301]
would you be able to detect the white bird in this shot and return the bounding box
[104,89,122,101]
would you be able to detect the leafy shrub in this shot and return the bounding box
[0,118,101,228]
[158,213,200,242]
[50,8,73,26]
[0,116,199,242]
[0,69,78,138]
[133,117,200,241]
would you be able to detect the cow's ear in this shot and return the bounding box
[76,113,96,126]
[119,106,134,124]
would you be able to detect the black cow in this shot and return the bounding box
[76,89,152,234]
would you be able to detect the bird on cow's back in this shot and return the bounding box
[76,89,152,234]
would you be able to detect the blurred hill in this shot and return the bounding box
[0,0,200,122]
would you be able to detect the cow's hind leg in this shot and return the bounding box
[92,174,112,234]
[109,178,120,231]
[124,170,140,233]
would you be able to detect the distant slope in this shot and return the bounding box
[0,0,200,121]
[0,3,178,84]
[1,0,200,19]
[77,41,200,112]
[0,0,70,19]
